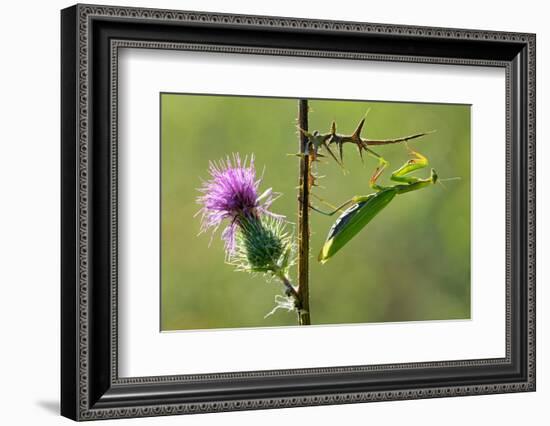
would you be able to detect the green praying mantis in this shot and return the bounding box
[299,114,441,263]
[313,148,437,263]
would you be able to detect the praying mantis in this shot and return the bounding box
[312,149,438,263]
[299,113,440,263]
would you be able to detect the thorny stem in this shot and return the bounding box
[297,99,311,326]
[300,116,434,167]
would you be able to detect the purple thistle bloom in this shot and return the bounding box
[197,154,282,254]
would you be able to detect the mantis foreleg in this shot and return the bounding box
[368,148,437,191]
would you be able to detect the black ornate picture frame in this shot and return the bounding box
[61,4,536,421]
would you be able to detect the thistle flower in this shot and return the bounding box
[197,153,300,320]
[196,154,281,253]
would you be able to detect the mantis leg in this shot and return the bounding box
[363,147,389,191]
[309,193,355,216]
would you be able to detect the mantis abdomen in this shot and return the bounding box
[318,189,396,263]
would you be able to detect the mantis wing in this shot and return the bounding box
[318,189,396,263]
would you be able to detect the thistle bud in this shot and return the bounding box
[231,215,294,275]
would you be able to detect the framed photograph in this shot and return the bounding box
[61,4,536,421]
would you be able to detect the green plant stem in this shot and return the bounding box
[274,271,301,305]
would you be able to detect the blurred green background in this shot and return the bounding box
[161,93,470,331]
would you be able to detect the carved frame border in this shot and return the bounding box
[61,3,535,421]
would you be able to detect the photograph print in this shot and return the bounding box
[160,93,471,331]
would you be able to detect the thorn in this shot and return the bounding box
[352,117,365,141]
[357,145,364,164]
[330,120,337,135]
[322,141,342,167]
